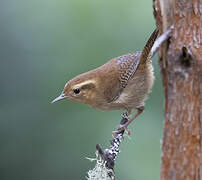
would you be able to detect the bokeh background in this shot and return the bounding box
[0,0,164,179]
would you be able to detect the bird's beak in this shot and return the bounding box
[51,93,67,103]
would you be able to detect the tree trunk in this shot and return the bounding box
[153,0,202,180]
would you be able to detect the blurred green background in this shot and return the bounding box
[0,0,164,179]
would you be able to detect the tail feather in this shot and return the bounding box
[140,29,159,64]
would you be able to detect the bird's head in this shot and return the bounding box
[52,73,99,106]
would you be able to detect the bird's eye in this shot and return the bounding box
[73,88,80,94]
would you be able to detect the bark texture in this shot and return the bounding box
[153,0,202,180]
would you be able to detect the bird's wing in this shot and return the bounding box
[100,52,141,103]
[117,29,158,89]
[117,52,142,89]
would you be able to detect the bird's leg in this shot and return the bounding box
[115,106,144,135]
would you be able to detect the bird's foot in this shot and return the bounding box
[112,112,130,137]
[113,107,144,137]
[112,124,131,137]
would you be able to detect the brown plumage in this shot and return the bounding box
[52,29,159,133]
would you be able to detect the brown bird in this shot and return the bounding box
[52,28,172,134]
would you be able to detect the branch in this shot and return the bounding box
[87,116,128,180]
[96,116,128,169]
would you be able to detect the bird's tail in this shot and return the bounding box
[139,28,159,65]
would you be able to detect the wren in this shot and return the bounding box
[52,27,172,134]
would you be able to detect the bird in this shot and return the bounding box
[52,27,172,134]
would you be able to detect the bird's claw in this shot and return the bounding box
[112,124,131,137]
